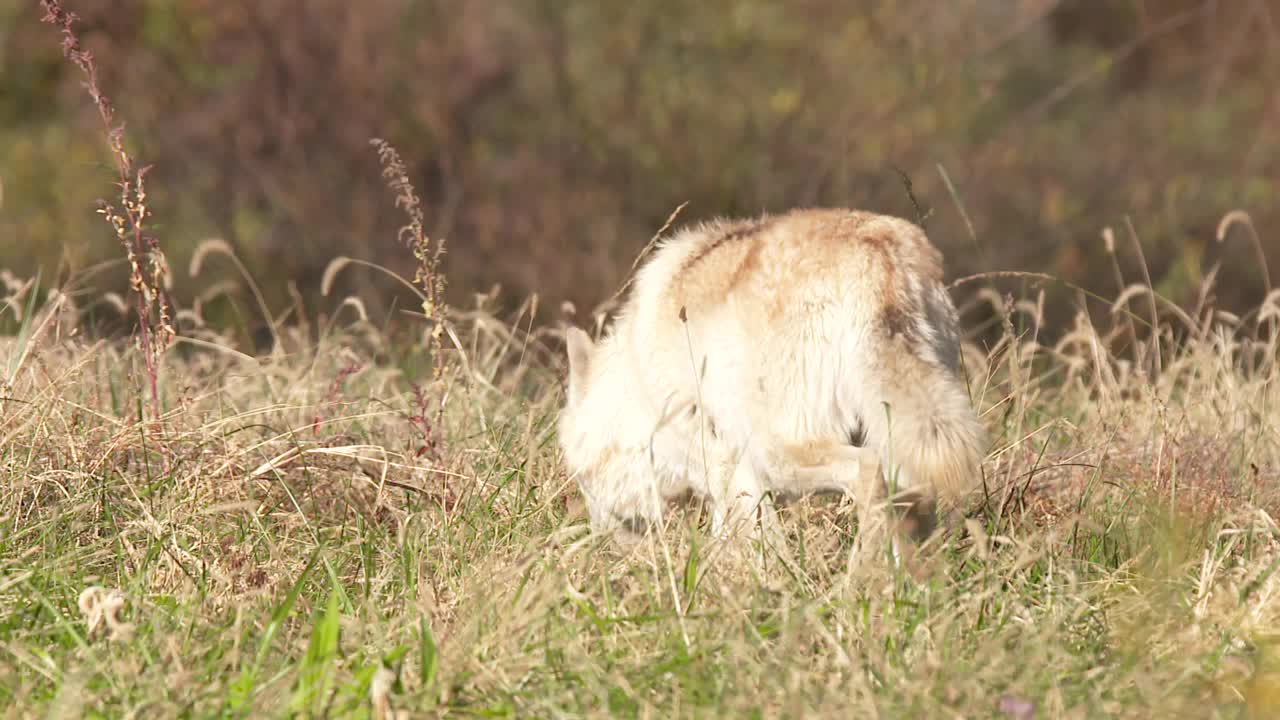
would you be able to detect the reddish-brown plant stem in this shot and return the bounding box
[40,0,173,421]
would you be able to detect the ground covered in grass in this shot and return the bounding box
[2,293,1280,718]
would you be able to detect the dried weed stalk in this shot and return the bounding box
[40,0,174,420]
[370,138,451,463]
[369,139,447,356]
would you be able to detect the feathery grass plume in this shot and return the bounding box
[39,0,174,421]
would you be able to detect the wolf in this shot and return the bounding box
[558,208,986,547]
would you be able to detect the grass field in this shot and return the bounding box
[2,270,1279,718]
[5,8,1279,715]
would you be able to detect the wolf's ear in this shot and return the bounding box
[565,326,594,405]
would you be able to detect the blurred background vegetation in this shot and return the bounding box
[1,0,1276,344]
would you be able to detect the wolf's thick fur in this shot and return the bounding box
[559,208,986,542]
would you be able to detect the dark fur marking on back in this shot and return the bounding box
[881,305,916,342]
[881,283,962,375]
[858,230,894,254]
[683,219,771,271]
[922,284,962,374]
[880,295,938,372]
[863,229,918,347]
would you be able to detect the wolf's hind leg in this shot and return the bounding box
[766,440,883,501]
[762,439,939,564]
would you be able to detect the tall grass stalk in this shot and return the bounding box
[39,0,174,422]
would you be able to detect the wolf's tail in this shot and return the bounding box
[843,289,987,512]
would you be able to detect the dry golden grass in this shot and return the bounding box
[1,258,1279,717]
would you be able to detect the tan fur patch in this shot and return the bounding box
[725,232,764,294]
[672,218,773,315]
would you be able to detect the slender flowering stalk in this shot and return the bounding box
[40,0,174,421]
[369,138,448,340]
[370,138,450,464]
